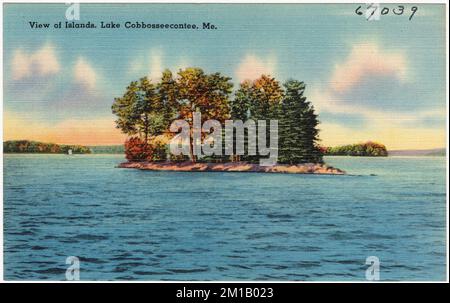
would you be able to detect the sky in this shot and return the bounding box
[2,3,447,149]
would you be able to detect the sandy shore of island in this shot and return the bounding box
[118,161,345,175]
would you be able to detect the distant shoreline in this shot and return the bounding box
[3,140,445,157]
[118,161,346,175]
[3,152,445,158]
[388,148,445,157]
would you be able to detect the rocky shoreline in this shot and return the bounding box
[118,161,346,175]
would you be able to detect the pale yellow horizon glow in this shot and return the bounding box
[3,111,446,150]
[4,112,126,146]
[319,122,446,151]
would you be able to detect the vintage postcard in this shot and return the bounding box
[1,1,448,285]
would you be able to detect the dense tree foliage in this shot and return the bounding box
[3,140,91,154]
[113,67,233,162]
[157,69,179,124]
[279,80,322,164]
[124,137,153,161]
[113,68,326,164]
[176,68,233,161]
[249,75,283,120]
[230,75,283,162]
[324,142,388,156]
[111,77,166,144]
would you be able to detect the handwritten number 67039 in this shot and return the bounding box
[355,5,418,21]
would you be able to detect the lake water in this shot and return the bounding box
[3,154,447,281]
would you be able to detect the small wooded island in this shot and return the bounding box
[3,140,91,154]
[3,69,389,176]
[111,68,350,174]
[323,142,388,157]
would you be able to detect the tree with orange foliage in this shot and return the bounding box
[176,68,233,162]
[124,137,153,161]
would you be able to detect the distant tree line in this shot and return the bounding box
[112,67,322,164]
[88,145,124,154]
[3,140,91,154]
[323,142,388,157]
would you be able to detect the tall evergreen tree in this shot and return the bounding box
[135,77,165,143]
[231,80,252,121]
[230,81,252,161]
[279,80,322,164]
[157,69,179,129]
[251,75,283,163]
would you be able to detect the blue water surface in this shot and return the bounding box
[3,155,447,281]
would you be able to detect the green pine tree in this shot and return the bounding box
[279,80,322,164]
[157,69,179,128]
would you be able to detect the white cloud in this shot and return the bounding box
[11,50,31,80]
[309,42,445,149]
[330,42,408,93]
[74,57,97,90]
[11,44,60,80]
[310,86,445,149]
[235,54,277,83]
[310,88,445,128]
[310,42,413,122]
[148,49,163,81]
[33,44,61,76]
